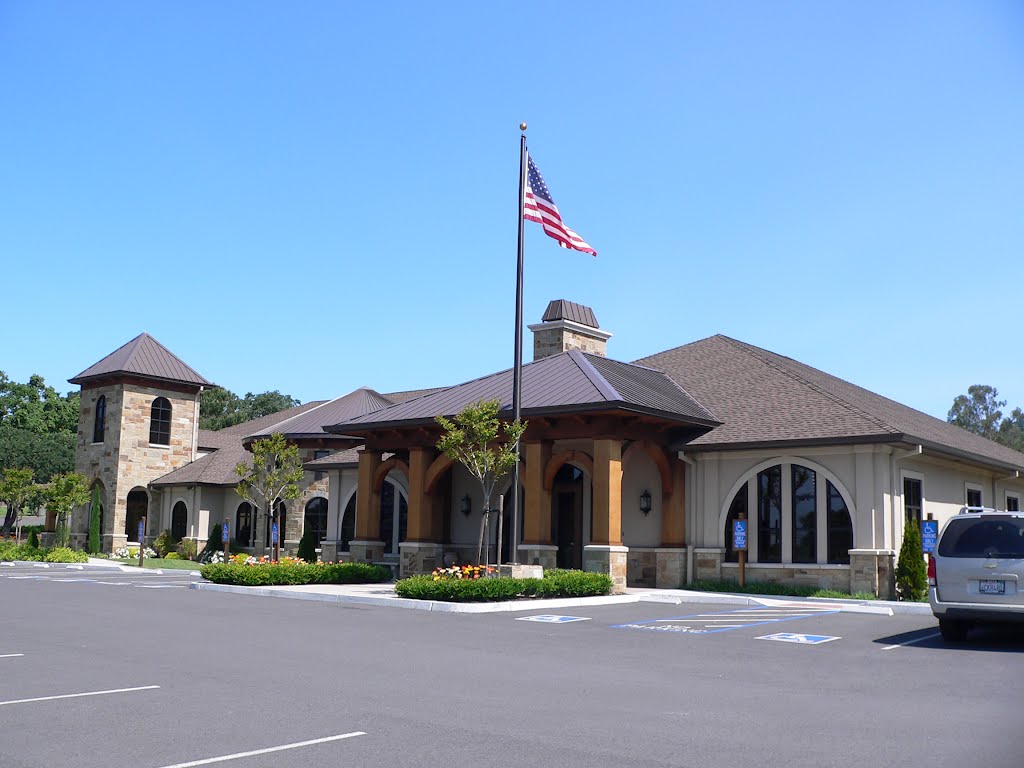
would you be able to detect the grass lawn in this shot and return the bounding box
[112,558,202,571]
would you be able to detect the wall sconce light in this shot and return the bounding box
[461,494,472,517]
[639,489,652,517]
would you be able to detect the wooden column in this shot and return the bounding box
[591,439,623,546]
[406,447,435,542]
[661,458,686,547]
[522,441,552,544]
[355,449,382,540]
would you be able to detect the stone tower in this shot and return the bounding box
[68,333,211,552]
[528,299,612,361]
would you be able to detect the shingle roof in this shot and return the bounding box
[542,299,599,328]
[637,335,1024,471]
[246,388,394,440]
[327,350,719,432]
[69,333,212,387]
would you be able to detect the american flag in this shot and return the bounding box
[523,154,597,256]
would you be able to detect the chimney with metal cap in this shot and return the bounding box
[528,299,612,361]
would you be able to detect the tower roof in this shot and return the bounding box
[69,333,212,388]
[541,299,599,328]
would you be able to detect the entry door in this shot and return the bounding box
[554,490,583,569]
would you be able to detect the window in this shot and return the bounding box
[313,449,329,481]
[1007,494,1020,513]
[171,501,187,541]
[150,397,171,445]
[304,497,328,545]
[92,395,106,443]
[904,477,922,524]
[340,495,356,552]
[757,466,783,563]
[723,462,854,566]
[966,485,983,510]
[724,482,748,563]
[236,503,253,547]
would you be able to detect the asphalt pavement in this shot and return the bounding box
[2,565,1022,768]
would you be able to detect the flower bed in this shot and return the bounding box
[199,560,393,586]
[394,568,612,602]
[0,542,88,563]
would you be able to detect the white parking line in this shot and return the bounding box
[0,654,25,659]
[0,685,160,707]
[153,731,367,768]
[881,631,941,651]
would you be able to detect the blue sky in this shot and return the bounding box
[2,2,1022,420]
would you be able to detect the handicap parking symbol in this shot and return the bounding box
[515,614,591,624]
[756,632,840,645]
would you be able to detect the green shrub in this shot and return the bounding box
[394,569,613,602]
[27,529,39,548]
[177,538,198,561]
[87,487,101,555]
[164,552,182,560]
[199,561,392,586]
[153,529,178,558]
[43,547,88,563]
[296,528,317,563]
[0,542,44,561]
[895,516,928,601]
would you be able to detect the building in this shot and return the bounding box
[67,301,1024,596]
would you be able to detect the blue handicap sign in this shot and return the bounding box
[732,519,747,550]
[138,520,145,543]
[222,521,229,542]
[921,520,938,553]
[271,523,279,544]
[757,632,839,645]
[515,615,591,624]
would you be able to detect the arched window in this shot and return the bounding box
[236,502,253,547]
[340,495,356,552]
[150,397,171,445]
[724,481,747,563]
[723,462,855,566]
[171,501,187,541]
[304,497,328,545]
[379,480,408,555]
[92,395,106,443]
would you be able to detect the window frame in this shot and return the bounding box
[965,482,984,510]
[92,395,106,444]
[1006,493,1020,513]
[149,397,172,446]
[901,471,924,525]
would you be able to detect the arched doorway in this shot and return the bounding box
[304,497,328,545]
[340,494,357,552]
[379,479,408,556]
[265,500,287,548]
[171,501,188,541]
[236,502,254,547]
[551,465,588,569]
[125,488,148,541]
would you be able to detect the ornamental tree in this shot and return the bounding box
[235,433,303,562]
[436,399,526,566]
[45,471,90,548]
[0,467,36,541]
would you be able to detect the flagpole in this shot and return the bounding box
[509,122,528,565]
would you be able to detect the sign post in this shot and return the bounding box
[733,513,748,588]
[138,517,146,568]
[921,514,938,554]
[271,521,279,563]
[223,518,230,562]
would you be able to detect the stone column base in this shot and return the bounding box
[583,544,628,594]
[39,532,56,548]
[518,543,558,569]
[656,548,688,589]
[692,547,725,581]
[499,564,543,579]
[849,549,896,599]
[102,533,127,554]
[320,541,338,563]
[399,542,444,577]
[350,540,385,564]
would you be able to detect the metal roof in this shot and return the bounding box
[326,350,719,432]
[69,333,212,387]
[541,299,599,327]
[246,387,394,440]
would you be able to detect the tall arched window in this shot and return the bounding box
[171,501,187,541]
[340,495,356,552]
[304,497,328,545]
[236,502,253,547]
[826,481,853,564]
[92,395,106,443]
[724,481,748,563]
[150,397,171,445]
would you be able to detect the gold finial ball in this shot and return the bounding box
[520,122,528,131]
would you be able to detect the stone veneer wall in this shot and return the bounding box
[533,327,608,360]
[74,382,198,552]
[720,564,851,592]
[627,548,658,588]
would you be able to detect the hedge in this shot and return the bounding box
[0,542,89,563]
[394,569,612,602]
[199,561,393,586]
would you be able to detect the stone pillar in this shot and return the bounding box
[350,540,385,564]
[406,447,434,542]
[399,542,444,577]
[591,439,623,546]
[655,548,688,589]
[522,441,552,545]
[692,547,724,581]
[850,549,896,599]
[584,545,628,593]
[355,449,382,541]
[518,543,558,569]
[661,457,686,547]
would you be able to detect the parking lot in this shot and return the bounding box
[2,566,1023,768]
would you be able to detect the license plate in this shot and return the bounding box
[979,580,1005,594]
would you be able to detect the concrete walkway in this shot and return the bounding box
[191,580,933,616]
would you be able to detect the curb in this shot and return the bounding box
[640,590,932,616]
[191,582,642,613]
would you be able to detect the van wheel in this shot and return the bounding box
[939,619,969,642]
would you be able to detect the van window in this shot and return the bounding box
[937,518,1024,558]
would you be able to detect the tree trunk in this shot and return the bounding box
[476,508,487,566]
[1,505,14,536]
[495,494,504,569]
